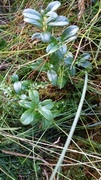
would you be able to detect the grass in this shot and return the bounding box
[0,0,101,179]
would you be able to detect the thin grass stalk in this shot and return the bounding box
[50,71,88,180]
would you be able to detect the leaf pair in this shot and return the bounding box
[77,53,91,68]
[23,1,69,42]
[23,9,43,28]
[46,25,79,54]
[19,90,55,128]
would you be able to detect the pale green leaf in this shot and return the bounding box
[23,8,42,20]
[57,76,67,89]
[24,18,42,28]
[47,69,58,86]
[40,99,54,109]
[38,106,53,121]
[29,90,39,104]
[46,42,58,54]
[14,81,22,93]
[46,1,61,12]
[42,118,52,129]
[61,25,79,41]
[32,33,41,40]
[41,32,51,43]
[79,53,90,61]
[46,11,58,18]
[78,61,91,68]
[19,100,34,109]
[70,66,76,76]
[11,74,19,83]
[65,53,73,65]
[20,109,34,125]
[48,16,69,26]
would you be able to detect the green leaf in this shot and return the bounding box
[64,36,77,43]
[59,44,67,55]
[23,8,42,20]
[29,90,39,104]
[21,80,30,90]
[46,42,58,54]
[24,18,42,28]
[77,53,91,69]
[41,32,51,43]
[50,44,67,64]
[70,66,76,76]
[50,55,61,72]
[50,36,57,43]
[52,110,60,118]
[61,25,79,41]
[30,60,42,70]
[65,52,73,65]
[14,81,22,93]
[20,94,27,100]
[46,1,61,12]
[38,106,53,121]
[57,76,67,89]
[32,32,51,42]
[32,33,41,40]
[79,53,90,61]
[46,11,58,19]
[78,61,91,68]
[47,69,58,86]
[40,99,54,109]
[30,59,48,71]
[30,59,43,70]
[31,112,41,125]
[48,16,69,26]
[11,74,19,83]
[42,118,52,129]
[50,52,62,66]
[19,100,34,109]
[20,109,34,125]
[23,8,43,28]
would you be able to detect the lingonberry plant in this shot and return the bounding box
[14,1,91,126]
[23,1,91,89]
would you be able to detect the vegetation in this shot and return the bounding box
[0,0,101,179]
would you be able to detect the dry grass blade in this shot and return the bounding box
[78,0,85,20]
